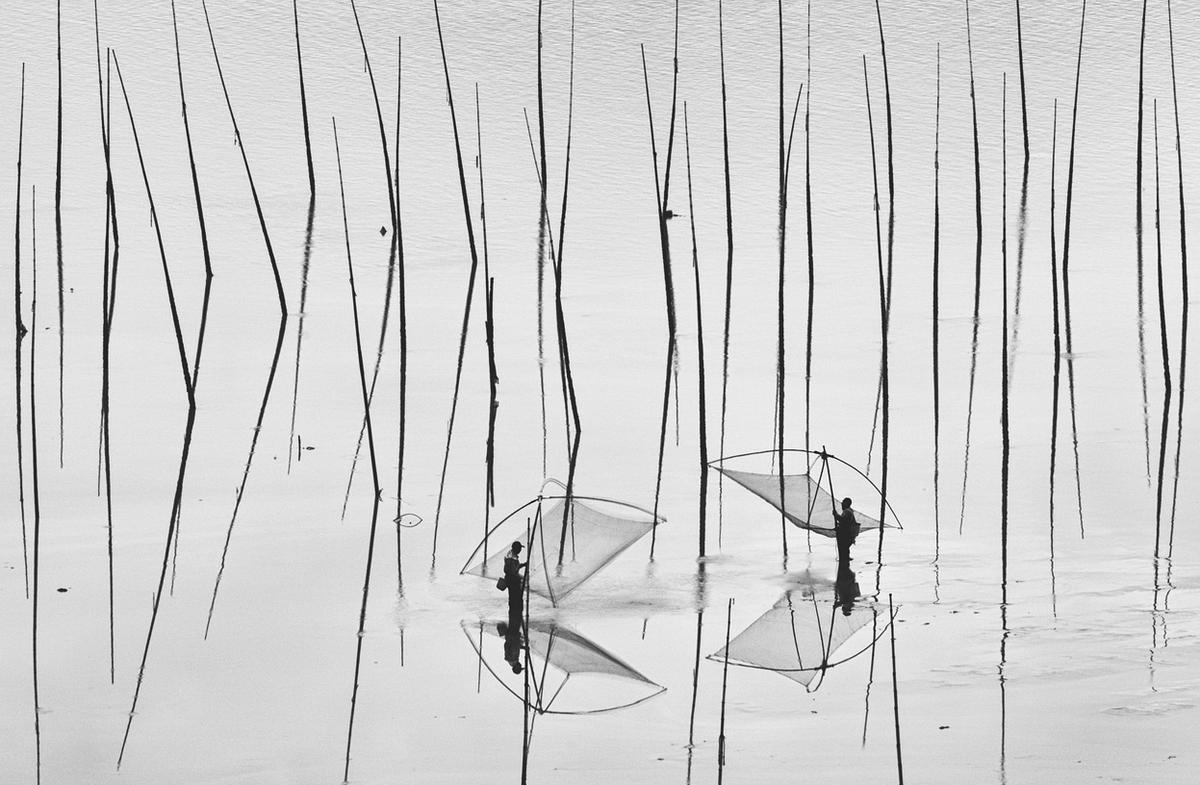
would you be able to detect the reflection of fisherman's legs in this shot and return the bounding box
[836,533,851,564]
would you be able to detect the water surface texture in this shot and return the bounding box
[1,1,1198,783]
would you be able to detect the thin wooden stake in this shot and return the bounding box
[333,118,386,785]
[716,0,734,550]
[1166,0,1189,551]
[684,104,708,557]
[431,0,486,569]
[286,0,316,475]
[55,0,65,470]
[30,183,43,785]
[958,0,983,534]
[1152,104,1172,552]
[1062,0,1088,536]
[339,0,405,520]
[113,50,198,767]
[1136,0,1151,485]
[202,0,290,635]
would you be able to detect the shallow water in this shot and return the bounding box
[1,0,1198,782]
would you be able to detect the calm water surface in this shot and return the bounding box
[1,0,1198,782]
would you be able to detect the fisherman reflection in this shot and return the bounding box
[834,561,861,617]
[496,619,523,674]
[495,541,528,673]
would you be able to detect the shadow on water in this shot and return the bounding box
[479,84,498,560]
[1008,0,1030,382]
[709,571,888,694]
[1166,0,1189,553]
[546,2,583,573]
[431,0,487,571]
[1048,101,1061,617]
[958,0,983,536]
[93,6,119,682]
[112,48,198,768]
[202,0,290,639]
[685,606,704,785]
[640,3,681,560]
[1062,0,1087,538]
[168,0,215,596]
[684,562,707,783]
[999,600,1009,784]
[861,53,890,594]
[332,118,385,785]
[286,0,315,475]
[339,0,402,521]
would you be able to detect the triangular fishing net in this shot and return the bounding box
[462,493,661,605]
[463,619,666,714]
[712,450,900,536]
[708,591,887,691]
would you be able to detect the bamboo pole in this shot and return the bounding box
[431,0,486,569]
[202,0,290,635]
[958,0,984,534]
[333,118,386,785]
[286,0,316,474]
[1166,0,1189,551]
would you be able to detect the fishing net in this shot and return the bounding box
[463,618,666,714]
[461,493,661,605]
[708,590,887,691]
[712,450,900,536]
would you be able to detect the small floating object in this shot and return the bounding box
[394,513,422,528]
[56,587,68,593]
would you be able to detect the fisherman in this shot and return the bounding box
[832,497,860,564]
[503,541,527,617]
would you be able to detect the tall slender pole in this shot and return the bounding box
[431,0,486,569]
[1166,0,1190,549]
[716,0,734,550]
[685,105,708,557]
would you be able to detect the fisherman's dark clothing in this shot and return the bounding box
[833,508,860,563]
[503,554,525,615]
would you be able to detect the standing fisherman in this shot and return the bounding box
[832,497,860,564]
[502,541,527,617]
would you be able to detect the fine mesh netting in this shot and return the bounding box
[712,450,899,536]
[463,619,666,714]
[716,467,884,536]
[462,495,660,604]
[708,592,884,690]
